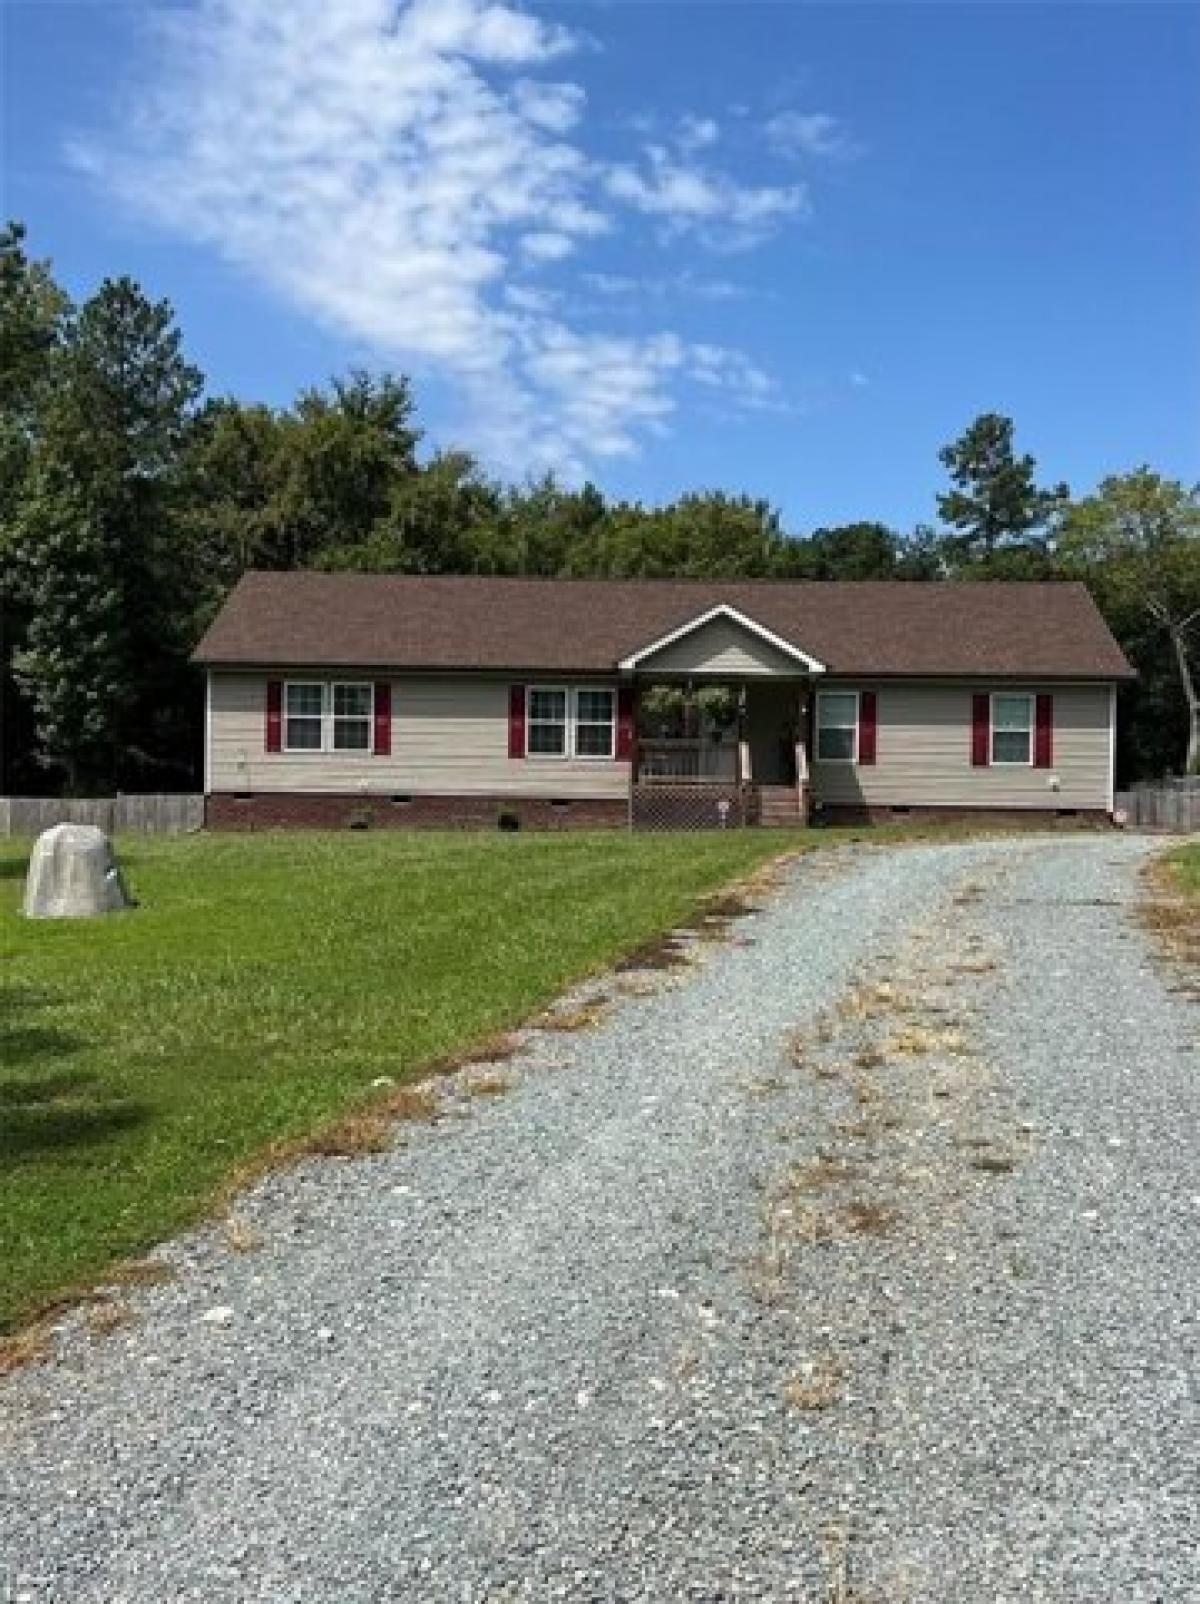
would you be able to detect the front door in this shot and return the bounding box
[747,682,799,784]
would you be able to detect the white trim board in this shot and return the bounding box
[618,604,827,675]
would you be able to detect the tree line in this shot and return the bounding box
[2,221,1197,793]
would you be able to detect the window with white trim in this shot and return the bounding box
[573,688,616,758]
[284,681,374,752]
[284,682,324,751]
[991,693,1033,765]
[816,691,858,762]
[332,682,373,751]
[527,687,568,756]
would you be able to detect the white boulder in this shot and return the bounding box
[22,824,131,919]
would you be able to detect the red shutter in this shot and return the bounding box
[373,681,392,756]
[616,685,635,761]
[266,679,282,753]
[508,684,526,758]
[1034,693,1054,768]
[858,691,877,765]
[971,693,990,766]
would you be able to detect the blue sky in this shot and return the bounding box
[5,0,1198,531]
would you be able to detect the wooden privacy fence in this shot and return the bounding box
[1114,778,1200,832]
[0,795,204,836]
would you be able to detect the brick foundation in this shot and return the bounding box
[205,792,628,832]
[816,803,1113,829]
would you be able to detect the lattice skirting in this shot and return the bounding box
[631,783,760,831]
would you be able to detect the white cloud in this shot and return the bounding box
[520,230,575,261]
[583,269,753,304]
[513,78,586,133]
[766,110,856,160]
[504,283,560,313]
[74,0,799,475]
[850,370,870,388]
[677,113,719,152]
[604,143,805,246]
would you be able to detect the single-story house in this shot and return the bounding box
[193,573,1134,830]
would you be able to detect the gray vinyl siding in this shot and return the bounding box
[637,616,807,677]
[811,683,1113,811]
[208,672,629,799]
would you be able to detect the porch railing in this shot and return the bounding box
[636,738,738,782]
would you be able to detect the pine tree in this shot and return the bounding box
[937,413,1068,567]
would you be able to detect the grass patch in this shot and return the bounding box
[1,826,820,1332]
[1142,843,1200,979]
[1163,840,1200,898]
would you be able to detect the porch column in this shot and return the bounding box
[795,686,811,825]
[737,683,752,787]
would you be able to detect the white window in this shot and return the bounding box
[573,688,616,759]
[284,681,374,752]
[527,687,568,757]
[991,693,1033,765]
[332,682,373,752]
[284,682,324,751]
[816,691,859,763]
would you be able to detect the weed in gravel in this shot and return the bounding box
[771,1200,836,1245]
[785,1355,846,1411]
[614,934,690,973]
[87,1300,137,1337]
[0,1323,52,1375]
[970,1152,1017,1174]
[950,954,999,976]
[785,1155,864,1193]
[615,975,663,998]
[676,1346,700,1381]
[886,1024,968,1058]
[304,1081,441,1159]
[745,1245,789,1305]
[841,981,913,1022]
[464,1071,513,1099]
[304,1112,395,1158]
[469,1034,521,1064]
[786,1028,810,1066]
[536,1000,612,1032]
[952,881,989,906]
[106,1258,176,1289]
[853,1044,886,1071]
[842,1200,898,1236]
[224,1216,264,1254]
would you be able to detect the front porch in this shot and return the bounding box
[628,678,814,830]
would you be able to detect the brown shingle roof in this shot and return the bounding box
[193,572,1134,680]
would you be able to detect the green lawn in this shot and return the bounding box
[1164,839,1200,897]
[2,826,829,1332]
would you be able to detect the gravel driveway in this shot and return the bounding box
[2,834,1196,1603]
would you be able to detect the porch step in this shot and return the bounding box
[757,785,802,824]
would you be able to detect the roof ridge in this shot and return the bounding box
[237,569,1084,591]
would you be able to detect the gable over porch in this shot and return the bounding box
[619,605,826,827]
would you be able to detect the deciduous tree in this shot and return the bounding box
[1059,469,1200,773]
